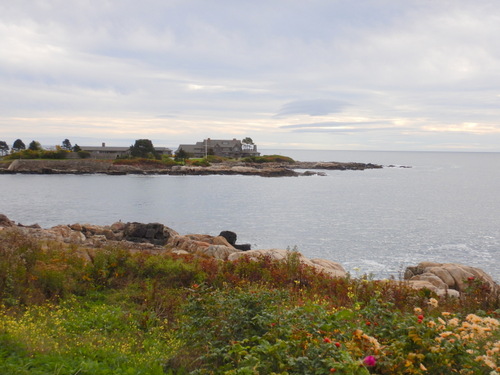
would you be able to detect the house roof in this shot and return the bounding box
[80,146,172,152]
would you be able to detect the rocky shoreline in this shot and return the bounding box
[0,159,385,177]
[1,214,498,299]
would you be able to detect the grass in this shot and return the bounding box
[0,228,499,374]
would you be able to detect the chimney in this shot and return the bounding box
[102,142,105,147]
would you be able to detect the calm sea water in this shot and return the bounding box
[1,150,499,282]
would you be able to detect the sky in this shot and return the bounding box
[1,0,500,151]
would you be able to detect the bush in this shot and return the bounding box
[0,231,499,374]
[187,158,210,167]
[5,149,68,160]
[77,151,91,159]
[242,154,295,163]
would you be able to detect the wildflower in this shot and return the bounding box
[417,315,424,323]
[323,337,332,343]
[335,342,341,348]
[363,355,376,367]
[414,307,423,314]
[330,369,337,373]
[428,298,438,308]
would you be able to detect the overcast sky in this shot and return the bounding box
[1,0,500,151]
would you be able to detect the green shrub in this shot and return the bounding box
[206,155,230,163]
[187,158,210,167]
[77,151,91,158]
[242,154,295,163]
[141,255,205,287]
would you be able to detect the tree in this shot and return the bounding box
[61,139,72,151]
[242,137,254,151]
[12,139,26,152]
[129,139,158,159]
[0,141,9,156]
[28,140,42,151]
[72,144,82,152]
[174,148,189,162]
[242,137,254,145]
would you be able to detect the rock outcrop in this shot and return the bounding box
[405,261,500,297]
[1,159,384,177]
[1,214,498,297]
[219,230,251,251]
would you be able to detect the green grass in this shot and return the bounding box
[0,228,499,374]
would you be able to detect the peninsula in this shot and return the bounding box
[0,158,383,177]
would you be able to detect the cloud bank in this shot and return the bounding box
[1,0,500,151]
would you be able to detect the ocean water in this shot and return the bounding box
[1,150,499,282]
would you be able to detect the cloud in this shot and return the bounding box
[275,99,349,117]
[1,1,500,150]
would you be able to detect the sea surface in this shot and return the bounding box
[1,150,499,282]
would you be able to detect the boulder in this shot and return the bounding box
[168,234,240,259]
[204,245,240,260]
[309,258,347,278]
[219,231,237,245]
[123,222,173,245]
[219,230,251,251]
[46,225,86,244]
[405,262,499,296]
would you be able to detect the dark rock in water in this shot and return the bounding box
[124,222,170,245]
[234,243,251,251]
[219,230,251,251]
[219,230,237,245]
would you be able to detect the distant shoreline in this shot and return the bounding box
[0,159,384,177]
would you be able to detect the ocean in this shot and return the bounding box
[1,150,499,282]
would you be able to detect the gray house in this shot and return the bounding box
[80,143,172,159]
[176,138,260,158]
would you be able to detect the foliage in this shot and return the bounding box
[206,155,231,163]
[12,139,26,152]
[28,140,42,151]
[129,139,159,159]
[0,140,9,156]
[242,137,254,145]
[113,157,176,167]
[72,143,82,152]
[61,139,72,151]
[242,154,295,163]
[0,297,180,374]
[77,150,91,158]
[0,229,499,374]
[187,158,210,167]
[174,148,190,162]
[5,149,68,160]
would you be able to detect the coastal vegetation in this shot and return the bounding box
[241,154,295,163]
[0,228,499,374]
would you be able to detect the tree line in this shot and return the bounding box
[0,138,81,157]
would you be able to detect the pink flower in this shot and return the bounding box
[363,355,376,367]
